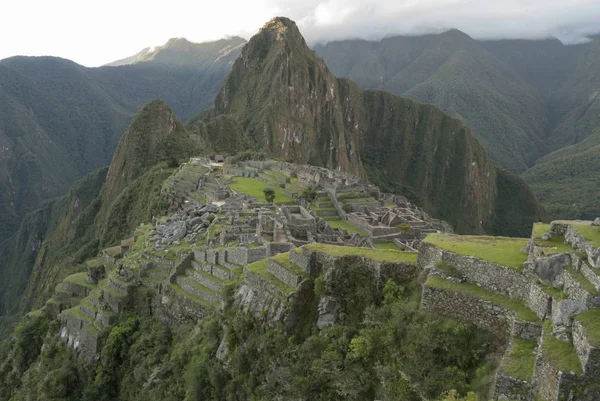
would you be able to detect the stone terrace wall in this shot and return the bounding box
[311,252,418,283]
[421,284,537,340]
[418,242,531,300]
[573,320,600,376]
[527,283,553,320]
[493,372,532,401]
[421,285,514,339]
[533,351,578,401]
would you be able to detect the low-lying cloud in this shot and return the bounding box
[267,0,600,44]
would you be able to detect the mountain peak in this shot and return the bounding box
[255,16,305,47]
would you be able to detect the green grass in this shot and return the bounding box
[575,309,600,347]
[531,223,572,254]
[532,223,550,238]
[424,234,528,270]
[168,283,212,307]
[572,224,600,248]
[374,242,401,251]
[542,321,583,374]
[63,272,97,289]
[270,253,305,276]
[327,219,367,236]
[229,177,293,203]
[65,306,95,323]
[538,283,567,300]
[500,338,537,381]
[425,275,539,322]
[565,266,598,294]
[303,243,417,263]
[246,259,294,293]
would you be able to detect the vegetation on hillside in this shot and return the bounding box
[0,270,499,401]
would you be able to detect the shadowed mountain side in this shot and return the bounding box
[314,31,549,172]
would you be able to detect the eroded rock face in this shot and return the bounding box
[552,299,587,327]
[317,295,340,329]
[534,253,570,285]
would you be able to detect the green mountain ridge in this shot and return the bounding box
[0,42,240,246]
[314,30,550,172]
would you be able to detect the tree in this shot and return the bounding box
[263,188,276,203]
[300,186,317,204]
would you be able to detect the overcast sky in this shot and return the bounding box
[2,0,599,67]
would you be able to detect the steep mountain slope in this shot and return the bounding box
[522,125,600,220]
[0,100,199,316]
[314,31,549,172]
[196,17,546,236]
[485,37,600,152]
[0,51,236,245]
[106,36,246,67]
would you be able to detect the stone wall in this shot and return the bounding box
[267,259,303,287]
[527,283,553,320]
[158,283,210,322]
[562,269,600,308]
[238,269,287,321]
[267,242,294,257]
[418,242,531,300]
[573,319,600,376]
[421,284,528,340]
[493,372,532,401]
[289,249,311,274]
[533,350,578,401]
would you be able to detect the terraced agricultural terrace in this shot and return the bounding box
[31,158,600,401]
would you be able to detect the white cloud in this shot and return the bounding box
[1,0,599,67]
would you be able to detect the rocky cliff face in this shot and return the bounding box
[197,17,545,235]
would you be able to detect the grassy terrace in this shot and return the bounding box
[538,283,567,300]
[168,283,212,307]
[327,219,367,236]
[246,259,295,293]
[229,177,293,203]
[501,338,537,381]
[374,242,402,251]
[575,309,600,347]
[425,275,539,322]
[565,266,598,294]
[572,223,600,248]
[532,223,572,254]
[303,243,418,264]
[63,272,97,288]
[542,321,583,374]
[424,234,528,270]
[271,253,305,276]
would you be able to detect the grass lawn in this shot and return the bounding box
[532,223,572,254]
[424,234,528,270]
[374,242,402,251]
[575,309,600,347]
[538,283,567,300]
[565,266,598,294]
[229,177,293,203]
[271,253,306,276]
[572,223,600,248]
[501,338,537,381]
[63,272,97,289]
[327,219,367,236]
[425,275,539,322]
[542,321,583,374]
[303,243,417,263]
[246,259,294,293]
